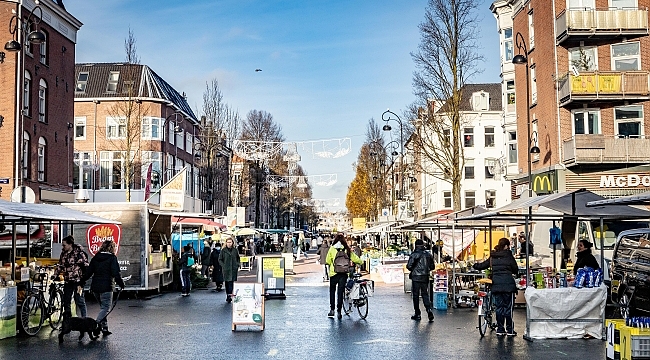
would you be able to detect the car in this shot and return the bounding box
[610,228,650,318]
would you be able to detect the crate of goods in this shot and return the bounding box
[433,291,448,310]
[632,336,650,359]
[607,319,626,360]
[434,272,448,293]
[620,326,650,360]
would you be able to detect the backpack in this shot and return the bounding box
[186,255,195,267]
[333,249,350,273]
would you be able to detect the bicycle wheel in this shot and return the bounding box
[20,294,43,336]
[356,284,369,319]
[342,290,353,315]
[48,290,63,330]
[478,297,490,337]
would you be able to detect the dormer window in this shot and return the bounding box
[76,72,88,93]
[106,71,119,93]
[471,91,489,111]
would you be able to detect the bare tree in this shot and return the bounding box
[410,0,483,211]
[99,28,149,202]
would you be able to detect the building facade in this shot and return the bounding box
[498,0,650,199]
[0,0,82,203]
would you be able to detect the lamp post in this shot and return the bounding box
[382,109,405,201]
[163,111,183,183]
[370,140,400,219]
[4,5,46,202]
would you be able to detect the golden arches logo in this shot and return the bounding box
[533,175,552,193]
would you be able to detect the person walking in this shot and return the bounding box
[210,242,223,291]
[325,234,363,319]
[180,245,196,296]
[406,239,435,322]
[218,238,240,303]
[82,240,125,336]
[473,237,519,336]
[317,240,330,282]
[201,240,212,277]
[55,235,88,321]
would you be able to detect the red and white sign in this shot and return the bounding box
[86,224,121,256]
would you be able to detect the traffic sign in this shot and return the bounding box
[0,178,9,184]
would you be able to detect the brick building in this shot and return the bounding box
[493,0,650,199]
[0,0,81,203]
[73,63,205,211]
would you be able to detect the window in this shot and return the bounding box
[485,159,495,179]
[22,132,29,179]
[486,190,497,209]
[528,11,534,49]
[464,159,475,179]
[506,80,515,113]
[610,0,638,9]
[166,154,174,181]
[471,91,489,111]
[464,128,474,147]
[442,129,450,145]
[530,66,537,104]
[73,152,94,189]
[443,191,452,208]
[74,117,86,139]
[569,0,595,9]
[186,133,193,154]
[573,109,601,135]
[176,129,184,150]
[504,28,513,62]
[24,21,34,56]
[75,72,89,93]
[465,191,476,209]
[100,151,124,189]
[106,71,119,92]
[141,117,162,140]
[106,117,126,139]
[37,137,45,182]
[38,79,46,122]
[39,30,47,65]
[569,46,597,72]
[508,131,518,164]
[23,71,31,116]
[122,81,134,94]
[615,105,644,138]
[169,123,175,145]
[611,42,641,71]
[484,127,495,147]
[141,151,162,189]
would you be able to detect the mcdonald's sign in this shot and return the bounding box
[532,172,557,194]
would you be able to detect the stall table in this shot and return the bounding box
[525,285,606,339]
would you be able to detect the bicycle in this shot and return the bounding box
[476,278,497,337]
[342,273,371,319]
[19,268,64,336]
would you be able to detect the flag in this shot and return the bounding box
[144,163,153,201]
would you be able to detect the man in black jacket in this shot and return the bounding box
[406,239,435,322]
[83,240,125,336]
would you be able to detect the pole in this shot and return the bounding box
[600,216,605,340]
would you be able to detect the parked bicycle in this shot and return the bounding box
[342,273,371,319]
[19,267,64,336]
[476,278,497,337]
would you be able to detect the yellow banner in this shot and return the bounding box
[571,75,597,94]
[263,258,281,270]
[598,74,622,93]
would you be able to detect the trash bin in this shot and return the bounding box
[403,264,412,293]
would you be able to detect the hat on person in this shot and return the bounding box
[415,239,424,246]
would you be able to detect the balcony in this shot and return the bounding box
[556,8,648,44]
[562,135,650,165]
[557,71,649,106]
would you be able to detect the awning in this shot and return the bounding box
[6,200,120,224]
[586,191,650,207]
[350,221,401,235]
[395,206,520,230]
[170,216,226,231]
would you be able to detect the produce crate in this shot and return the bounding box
[620,326,650,360]
[632,336,650,358]
[433,291,448,310]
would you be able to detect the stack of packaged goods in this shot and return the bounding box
[433,269,448,310]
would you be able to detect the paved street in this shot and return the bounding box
[0,255,606,359]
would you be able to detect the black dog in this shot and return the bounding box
[58,317,100,343]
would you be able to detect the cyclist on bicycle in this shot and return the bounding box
[473,237,518,337]
[325,234,363,319]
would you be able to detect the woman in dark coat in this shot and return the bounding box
[218,238,240,303]
[574,240,600,274]
[210,242,223,291]
[473,237,519,337]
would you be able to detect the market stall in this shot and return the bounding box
[456,189,650,341]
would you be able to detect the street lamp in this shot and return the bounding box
[163,111,184,183]
[370,139,400,219]
[382,109,405,202]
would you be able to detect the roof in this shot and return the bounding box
[457,189,650,222]
[586,191,650,207]
[74,63,197,122]
[0,200,120,224]
[437,83,503,113]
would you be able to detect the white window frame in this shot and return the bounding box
[106,71,119,93]
[504,28,513,62]
[569,46,598,72]
[486,190,497,209]
[168,122,176,145]
[23,71,31,116]
[106,117,126,139]
[37,137,45,181]
[569,0,596,9]
[611,41,641,71]
[186,133,193,154]
[508,131,518,165]
[443,191,452,209]
[74,151,94,189]
[141,151,162,189]
[38,79,46,123]
[74,117,86,140]
[572,109,601,135]
[530,66,537,104]
[484,127,495,147]
[464,159,475,179]
[39,30,47,65]
[614,105,644,138]
[465,190,476,209]
[484,159,496,179]
[22,132,29,179]
[506,80,515,114]
[464,127,474,147]
[141,117,162,140]
[528,11,535,49]
[176,129,185,150]
[609,0,638,9]
[471,91,489,111]
[100,151,125,189]
[75,72,88,93]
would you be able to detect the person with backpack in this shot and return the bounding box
[406,239,435,322]
[55,235,89,320]
[218,237,240,303]
[180,245,197,296]
[325,234,363,319]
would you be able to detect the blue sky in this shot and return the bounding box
[64,0,501,211]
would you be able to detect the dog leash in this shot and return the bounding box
[94,289,123,324]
